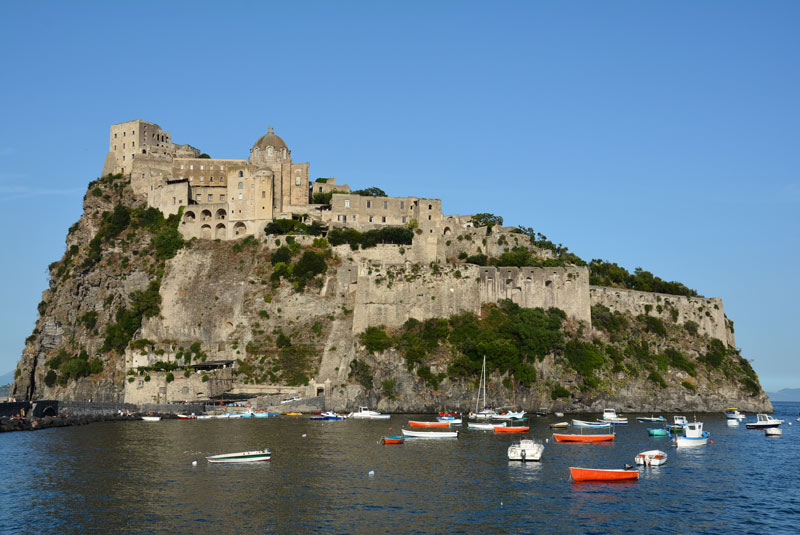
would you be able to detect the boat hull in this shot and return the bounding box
[648,428,668,436]
[381,436,405,444]
[409,420,451,428]
[401,429,458,438]
[572,419,611,428]
[468,422,505,430]
[635,450,668,466]
[553,433,615,443]
[495,426,529,433]
[550,422,570,429]
[206,450,271,463]
[141,416,161,422]
[675,434,709,447]
[508,442,544,462]
[569,467,638,482]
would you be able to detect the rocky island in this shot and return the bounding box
[10,120,772,413]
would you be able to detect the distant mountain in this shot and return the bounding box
[767,389,800,402]
[0,371,13,386]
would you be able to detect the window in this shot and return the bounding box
[196,193,201,201]
[402,216,407,223]
[238,182,243,189]
[384,201,388,209]
[238,171,243,177]
[220,194,225,201]
[114,145,117,150]
[122,155,125,160]
[262,191,266,198]
[220,165,224,170]
[210,177,214,183]
[220,177,224,183]
[190,164,194,170]
[132,130,135,135]
[208,194,213,201]
[210,165,214,170]
[268,147,273,156]
[180,164,184,170]
[200,165,204,170]
[189,176,193,182]
[295,176,301,186]
[337,215,341,221]
[238,193,243,200]
[382,216,386,223]
[369,216,373,222]
[366,200,371,208]
[132,142,135,148]
[428,215,432,220]
[123,132,126,137]
[114,133,117,139]
[400,201,404,209]
[122,143,125,149]
[200,176,204,182]
[345,200,350,208]
[429,204,432,210]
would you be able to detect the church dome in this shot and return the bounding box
[252,126,287,151]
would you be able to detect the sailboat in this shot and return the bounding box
[468,356,498,420]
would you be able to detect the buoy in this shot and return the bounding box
[709,440,714,444]
[192,461,198,466]
[368,470,375,477]
[500,502,503,507]
[302,433,307,438]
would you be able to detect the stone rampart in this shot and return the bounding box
[589,286,735,346]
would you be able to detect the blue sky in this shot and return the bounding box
[1,1,797,391]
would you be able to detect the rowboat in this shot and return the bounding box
[553,432,614,443]
[435,417,463,425]
[177,414,198,420]
[765,428,782,437]
[381,435,405,444]
[508,439,544,462]
[206,448,271,463]
[468,421,505,430]
[745,413,783,430]
[402,429,458,438]
[439,412,458,417]
[569,467,638,482]
[675,421,710,447]
[495,426,529,433]
[285,412,302,416]
[726,418,739,427]
[572,419,611,428]
[252,412,280,418]
[409,420,451,428]
[637,416,666,423]
[648,428,669,436]
[141,416,161,422]
[550,422,570,429]
[635,450,668,466]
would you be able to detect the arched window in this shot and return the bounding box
[238,182,244,189]
[268,147,273,156]
[238,171,243,177]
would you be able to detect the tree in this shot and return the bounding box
[470,213,503,228]
[351,187,387,197]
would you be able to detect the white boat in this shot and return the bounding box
[468,356,498,420]
[765,428,782,437]
[141,416,161,422]
[726,418,739,427]
[435,418,462,425]
[675,421,709,447]
[745,413,783,429]
[507,439,544,462]
[401,429,459,438]
[280,396,302,404]
[572,419,611,428]
[598,408,628,425]
[206,448,271,463]
[348,407,391,419]
[494,410,527,421]
[635,449,668,466]
[636,415,666,423]
[555,412,564,418]
[469,421,506,430]
[725,408,746,420]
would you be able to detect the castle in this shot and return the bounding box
[102,120,444,242]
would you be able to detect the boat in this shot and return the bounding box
[635,450,668,466]
[252,411,280,418]
[745,413,784,429]
[727,418,739,427]
[439,412,459,417]
[348,407,391,419]
[507,439,544,462]
[765,428,782,437]
[555,412,565,418]
[572,419,612,428]
[141,416,161,422]
[177,414,198,420]
[725,408,746,421]
[206,448,271,463]
[401,429,458,438]
[675,421,710,447]
[409,420,452,428]
[569,467,638,482]
[285,412,302,416]
[435,417,463,425]
[598,409,628,425]
[381,435,405,444]
[669,415,688,433]
[280,396,302,404]
[550,422,570,429]
[309,411,346,421]
[648,428,669,436]
[494,426,529,433]
[553,432,615,443]
[536,408,548,417]
[637,416,666,423]
[494,411,527,421]
[468,421,506,430]
[468,356,498,420]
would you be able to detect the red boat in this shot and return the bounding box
[569,467,639,482]
[177,414,198,420]
[381,436,405,445]
[409,420,451,428]
[439,412,458,417]
[552,433,614,443]
[494,426,530,433]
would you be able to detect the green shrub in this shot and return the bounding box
[360,326,392,353]
[78,310,98,330]
[349,359,373,390]
[381,378,397,400]
[639,315,667,336]
[681,380,696,391]
[551,385,570,399]
[465,253,488,266]
[565,339,605,379]
[684,320,699,336]
[165,372,174,383]
[591,304,627,333]
[647,371,667,388]
[44,370,57,387]
[703,338,727,368]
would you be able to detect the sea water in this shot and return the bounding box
[1,402,799,534]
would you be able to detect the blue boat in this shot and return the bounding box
[572,419,612,428]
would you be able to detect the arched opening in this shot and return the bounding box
[234,222,246,236]
[42,406,57,417]
[443,227,451,237]
[216,209,227,220]
[201,224,212,239]
[215,223,226,239]
[183,211,196,223]
[238,171,244,178]
[201,210,212,221]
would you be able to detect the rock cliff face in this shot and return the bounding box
[12,176,772,413]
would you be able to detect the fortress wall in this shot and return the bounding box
[123,368,232,405]
[589,286,735,346]
[479,266,591,324]
[130,155,174,195]
[149,181,189,217]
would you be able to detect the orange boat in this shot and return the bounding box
[494,426,530,433]
[381,435,405,445]
[408,420,451,428]
[552,433,614,443]
[569,467,639,482]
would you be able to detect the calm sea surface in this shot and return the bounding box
[2,402,799,534]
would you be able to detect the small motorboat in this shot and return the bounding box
[598,409,628,425]
[494,426,529,433]
[637,416,666,423]
[401,429,458,438]
[468,421,505,430]
[765,428,782,437]
[572,419,612,428]
[724,408,746,421]
[675,421,710,447]
[285,412,302,416]
[252,411,280,418]
[177,414,198,420]
[745,414,784,430]
[550,422,570,429]
[409,420,451,428]
[381,435,405,444]
[648,428,668,437]
[569,467,638,482]
[727,418,739,427]
[669,415,688,433]
[206,448,271,463]
[635,450,668,466]
[141,416,161,422]
[553,432,615,443]
[494,411,527,421]
[555,412,565,418]
[349,407,391,420]
[508,439,544,462]
[439,412,459,417]
[469,409,499,420]
[310,411,346,420]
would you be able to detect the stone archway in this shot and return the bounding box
[201,210,212,221]
[183,211,196,223]
[215,223,226,239]
[201,224,212,239]
[216,208,227,220]
[233,222,246,236]
[443,227,452,237]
